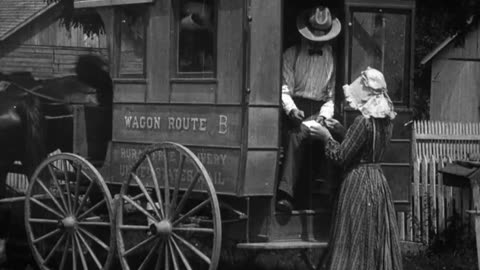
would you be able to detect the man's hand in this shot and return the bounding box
[288,109,305,125]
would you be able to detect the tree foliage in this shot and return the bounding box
[44,0,104,36]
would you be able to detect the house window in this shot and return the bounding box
[118,6,147,77]
[349,9,411,105]
[176,0,216,77]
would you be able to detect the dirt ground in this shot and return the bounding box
[0,250,477,270]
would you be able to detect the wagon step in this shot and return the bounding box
[236,240,328,250]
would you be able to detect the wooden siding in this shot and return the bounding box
[430,59,480,122]
[0,44,108,79]
[429,24,480,122]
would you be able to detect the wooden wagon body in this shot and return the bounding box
[3,0,416,269]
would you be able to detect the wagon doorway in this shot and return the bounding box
[278,1,344,212]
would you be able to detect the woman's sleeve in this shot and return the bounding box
[325,116,369,166]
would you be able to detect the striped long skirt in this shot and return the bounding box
[325,165,403,270]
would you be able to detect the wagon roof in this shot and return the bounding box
[0,0,57,41]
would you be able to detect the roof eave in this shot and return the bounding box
[0,1,59,41]
[420,34,458,65]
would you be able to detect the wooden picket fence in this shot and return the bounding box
[407,121,480,244]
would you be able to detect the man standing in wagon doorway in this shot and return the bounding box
[277,6,341,212]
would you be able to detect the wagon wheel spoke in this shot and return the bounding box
[78,221,111,227]
[124,235,157,257]
[131,172,162,219]
[71,233,78,270]
[61,160,73,214]
[119,224,150,230]
[77,231,103,270]
[74,180,95,216]
[26,154,114,270]
[33,228,61,244]
[30,197,64,219]
[131,192,147,201]
[28,218,59,224]
[138,239,161,270]
[43,232,67,265]
[74,233,87,270]
[173,198,211,226]
[168,239,180,270]
[78,227,109,251]
[77,199,106,221]
[173,227,214,234]
[59,234,71,270]
[164,241,170,270]
[147,244,166,270]
[146,154,165,219]
[122,195,157,222]
[172,232,211,265]
[171,172,201,220]
[48,164,69,214]
[162,148,171,218]
[171,154,186,213]
[35,178,67,216]
[73,163,82,211]
[117,143,221,270]
[171,237,193,270]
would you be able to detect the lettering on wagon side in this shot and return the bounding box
[123,114,228,134]
[112,145,238,192]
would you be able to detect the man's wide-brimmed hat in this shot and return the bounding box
[296,6,341,42]
[343,67,396,119]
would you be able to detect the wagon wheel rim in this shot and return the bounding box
[116,142,222,270]
[25,153,114,270]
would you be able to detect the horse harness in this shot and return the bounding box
[2,80,98,120]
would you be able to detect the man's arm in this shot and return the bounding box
[317,57,336,121]
[281,47,299,115]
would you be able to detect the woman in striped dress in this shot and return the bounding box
[310,67,403,270]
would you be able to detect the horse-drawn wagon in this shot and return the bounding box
[0,0,415,269]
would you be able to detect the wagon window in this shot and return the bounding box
[118,6,147,77]
[176,0,216,76]
[349,9,411,105]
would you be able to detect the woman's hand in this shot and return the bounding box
[308,121,332,142]
[325,118,341,129]
[324,118,347,142]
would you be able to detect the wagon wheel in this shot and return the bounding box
[25,153,115,270]
[116,142,222,270]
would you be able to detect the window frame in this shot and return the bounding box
[115,5,148,78]
[346,6,413,107]
[171,0,218,79]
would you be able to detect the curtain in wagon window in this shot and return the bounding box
[119,6,146,77]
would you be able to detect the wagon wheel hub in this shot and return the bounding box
[60,216,77,231]
[150,220,172,236]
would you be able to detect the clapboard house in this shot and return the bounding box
[0,0,108,79]
[421,21,480,122]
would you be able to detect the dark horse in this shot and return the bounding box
[0,54,112,265]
